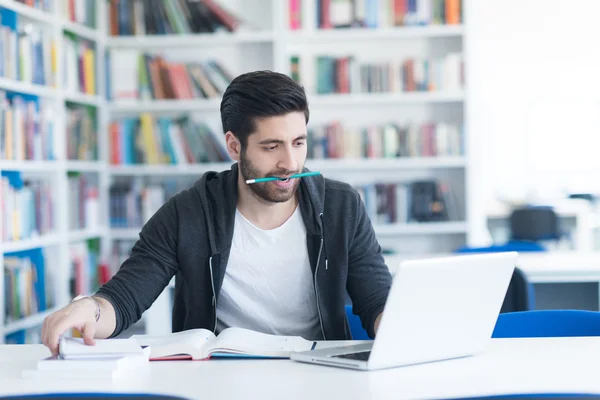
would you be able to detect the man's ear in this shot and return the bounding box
[225,131,241,161]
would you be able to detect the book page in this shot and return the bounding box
[207,327,315,358]
[131,328,215,360]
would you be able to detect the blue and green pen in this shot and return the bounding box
[245,171,321,184]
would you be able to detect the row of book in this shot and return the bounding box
[0,171,54,243]
[357,179,460,225]
[69,239,109,299]
[3,247,51,325]
[107,177,460,230]
[63,32,97,96]
[14,0,53,13]
[66,104,97,161]
[308,121,463,159]
[109,178,195,229]
[290,0,462,30]
[111,239,135,277]
[109,0,240,36]
[0,91,55,161]
[108,114,230,165]
[311,53,463,94]
[3,240,109,344]
[109,179,175,229]
[107,50,233,101]
[0,8,98,95]
[67,172,100,232]
[0,7,56,87]
[15,0,93,27]
[63,0,96,29]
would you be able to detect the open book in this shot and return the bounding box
[131,327,316,360]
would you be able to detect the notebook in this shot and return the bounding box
[58,337,145,360]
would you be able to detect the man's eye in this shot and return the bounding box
[266,146,277,151]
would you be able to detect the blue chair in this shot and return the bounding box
[345,304,370,340]
[492,310,600,338]
[454,241,546,254]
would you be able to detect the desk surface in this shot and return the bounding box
[385,251,600,283]
[2,337,600,400]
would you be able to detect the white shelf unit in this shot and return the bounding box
[102,0,471,336]
[0,0,474,340]
[105,31,275,48]
[0,0,109,344]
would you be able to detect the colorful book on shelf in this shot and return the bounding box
[65,104,98,162]
[63,0,96,28]
[1,171,54,242]
[109,0,242,36]
[3,247,49,324]
[109,178,195,229]
[355,179,460,224]
[63,32,97,95]
[0,7,56,86]
[0,91,55,162]
[307,121,463,159]
[69,238,103,296]
[131,327,316,361]
[108,114,230,165]
[108,50,233,102]
[310,53,463,95]
[311,0,462,29]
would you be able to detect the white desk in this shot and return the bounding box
[385,251,600,311]
[486,199,599,252]
[2,337,600,399]
[384,251,600,284]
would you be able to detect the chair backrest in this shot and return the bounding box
[454,242,546,253]
[345,304,370,340]
[499,267,535,312]
[509,206,560,242]
[492,310,600,338]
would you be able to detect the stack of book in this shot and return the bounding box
[22,337,151,380]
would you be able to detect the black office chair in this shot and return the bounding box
[509,206,562,243]
[500,267,534,313]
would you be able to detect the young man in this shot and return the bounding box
[41,71,393,355]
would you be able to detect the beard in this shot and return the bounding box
[239,150,301,203]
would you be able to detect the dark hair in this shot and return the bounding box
[220,70,310,147]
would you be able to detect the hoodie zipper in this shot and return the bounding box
[209,256,217,333]
[314,213,326,340]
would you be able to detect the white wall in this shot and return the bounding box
[466,0,600,220]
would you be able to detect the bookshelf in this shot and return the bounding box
[103,0,469,336]
[0,0,109,344]
[1,0,472,341]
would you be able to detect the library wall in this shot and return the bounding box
[466,0,600,211]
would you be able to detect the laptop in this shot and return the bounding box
[291,252,518,371]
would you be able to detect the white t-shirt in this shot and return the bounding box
[216,205,323,340]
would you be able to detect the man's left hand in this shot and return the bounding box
[374,313,383,335]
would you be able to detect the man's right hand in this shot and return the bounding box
[41,297,99,356]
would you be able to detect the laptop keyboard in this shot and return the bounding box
[332,351,371,361]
